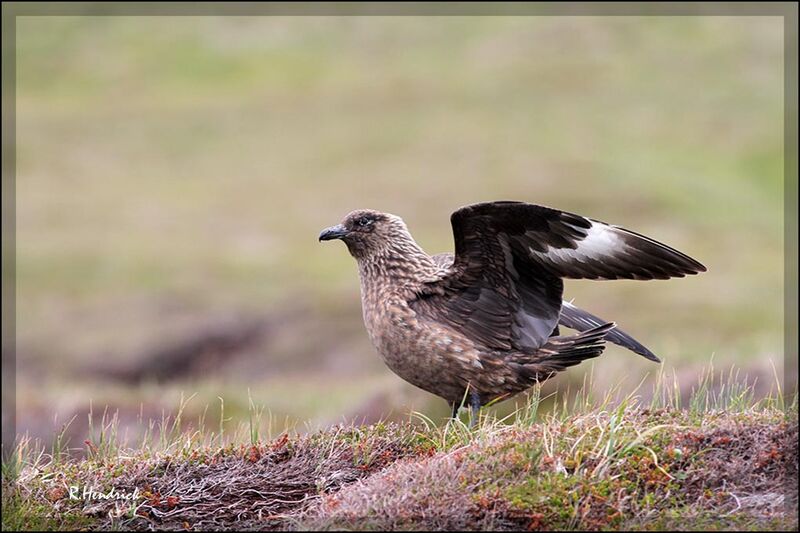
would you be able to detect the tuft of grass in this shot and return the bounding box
[49,415,76,468]
[85,404,120,461]
[246,388,268,446]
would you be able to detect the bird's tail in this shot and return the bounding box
[528,322,616,377]
[559,301,660,362]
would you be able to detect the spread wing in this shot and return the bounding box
[412,201,705,353]
[459,201,706,281]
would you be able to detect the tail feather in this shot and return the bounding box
[559,301,661,363]
[545,322,616,366]
[519,322,616,381]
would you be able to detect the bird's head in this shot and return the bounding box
[318,209,412,259]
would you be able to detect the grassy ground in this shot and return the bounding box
[13,15,786,453]
[3,379,797,531]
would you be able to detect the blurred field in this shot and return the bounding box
[13,16,785,445]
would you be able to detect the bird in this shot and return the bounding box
[319,201,706,423]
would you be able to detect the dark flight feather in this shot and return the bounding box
[558,301,660,362]
[451,201,706,281]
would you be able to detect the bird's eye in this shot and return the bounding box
[357,217,373,227]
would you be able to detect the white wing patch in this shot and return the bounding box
[528,222,626,265]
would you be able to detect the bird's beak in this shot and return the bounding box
[318,224,349,242]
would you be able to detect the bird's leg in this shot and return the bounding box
[450,401,460,421]
[469,390,482,428]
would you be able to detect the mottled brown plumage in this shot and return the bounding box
[319,201,705,420]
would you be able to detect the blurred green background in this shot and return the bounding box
[14,15,784,445]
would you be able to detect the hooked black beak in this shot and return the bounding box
[318,224,349,242]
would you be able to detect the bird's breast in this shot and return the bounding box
[360,289,417,348]
[358,286,489,400]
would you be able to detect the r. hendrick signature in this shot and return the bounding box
[69,485,141,501]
